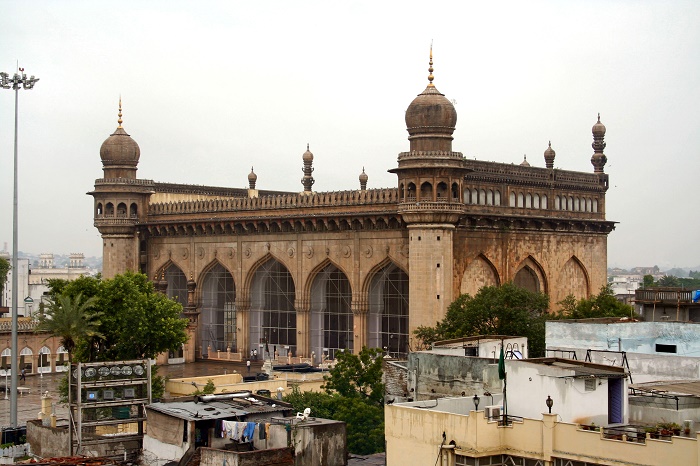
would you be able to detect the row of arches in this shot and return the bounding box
[554,195,599,213]
[465,188,503,206]
[399,181,461,202]
[163,258,409,361]
[509,192,549,210]
[460,254,590,302]
[1,346,68,374]
[95,202,138,218]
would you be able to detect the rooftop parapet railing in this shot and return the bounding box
[635,289,698,304]
[148,187,401,216]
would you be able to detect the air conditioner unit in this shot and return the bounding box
[485,405,502,421]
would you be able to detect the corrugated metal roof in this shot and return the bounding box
[148,398,292,421]
[630,380,700,397]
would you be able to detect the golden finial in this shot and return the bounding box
[428,41,434,86]
[118,96,123,128]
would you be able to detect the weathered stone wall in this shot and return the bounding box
[199,447,294,466]
[26,420,70,458]
[408,352,500,401]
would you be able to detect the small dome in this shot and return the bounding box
[592,113,606,137]
[248,167,257,182]
[544,141,556,169]
[303,144,314,162]
[99,127,140,167]
[405,85,457,136]
[520,155,530,167]
[359,168,368,183]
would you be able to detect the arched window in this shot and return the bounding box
[105,202,114,216]
[555,196,560,210]
[495,190,501,206]
[533,194,540,209]
[574,197,580,211]
[368,263,409,359]
[487,190,494,206]
[56,346,68,371]
[436,182,448,200]
[478,189,485,205]
[200,263,237,356]
[420,182,433,202]
[542,195,548,209]
[593,199,599,213]
[568,196,574,211]
[399,183,404,201]
[310,263,353,362]
[130,203,138,217]
[117,202,127,216]
[0,348,10,372]
[472,189,478,204]
[39,346,51,374]
[451,183,459,201]
[526,193,532,208]
[250,259,296,358]
[20,347,33,373]
[517,193,524,208]
[165,264,188,305]
[406,183,416,201]
[509,192,516,207]
[587,198,592,212]
[96,203,103,216]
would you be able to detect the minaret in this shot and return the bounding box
[591,114,607,173]
[359,167,368,190]
[544,141,556,169]
[389,48,470,337]
[89,99,155,278]
[247,167,258,198]
[301,144,315,194]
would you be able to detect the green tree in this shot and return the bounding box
[322,346,385,406]
[657,275,680,287]
[0,257,9,297]
[642,274,655,288]
[414,282,550,357]
[553,284,636,320]
[283,386,385,455]
[45,272,189,362]
[35,293,103,364]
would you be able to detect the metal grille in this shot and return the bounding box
[250,259,296,357]
[310,263,353,362]
[165,264,188,305]
[368,263,409,358]
[199,263,236,356]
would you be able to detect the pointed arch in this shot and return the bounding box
[249,257,297,358]
[39,346,51,374]
[308,260,353,362]
[365,260,409,359]
[460,254,500,296]
[243,252,296,293]
[159,261,188,306]
[513,255,548,294]
[560,256,590,300]
[198,260,237,357]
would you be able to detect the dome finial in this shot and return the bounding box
[118,96,123,128]
[428,41,434,86]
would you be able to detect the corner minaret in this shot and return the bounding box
[389,48,471,338]
[544,141,556,169]
[591,113,607,173]
[89,100,155,278]
[301,144,315,194]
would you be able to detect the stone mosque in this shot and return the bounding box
[89,52,615,364]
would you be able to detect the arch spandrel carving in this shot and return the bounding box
[559,255,590,300]
[460,254,500,296]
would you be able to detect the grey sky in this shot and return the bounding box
[1,1,698,269]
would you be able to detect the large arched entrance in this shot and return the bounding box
[199,262,236,357]
[368,262,409,359]
[309,263,353,363]
[249,259,296,359]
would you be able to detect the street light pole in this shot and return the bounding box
[1,68,39,428]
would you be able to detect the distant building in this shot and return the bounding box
[634,287,700,322]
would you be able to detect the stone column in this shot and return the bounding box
[183,275,198,362]
[295,295,310,358]
[352,295,368,354]
[236,296,251,358]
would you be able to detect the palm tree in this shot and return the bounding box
[35,292,103,365]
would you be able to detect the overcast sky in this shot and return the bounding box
[0,1,698,270]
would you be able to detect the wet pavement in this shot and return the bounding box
[0,360,264,428]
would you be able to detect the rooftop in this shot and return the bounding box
[148,395,293,422]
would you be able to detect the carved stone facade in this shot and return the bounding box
[89,56,614,363]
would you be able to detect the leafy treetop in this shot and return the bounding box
[322,346,385,407]
[0,257,9,297]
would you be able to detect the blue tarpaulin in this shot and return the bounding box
[692,290,700,303]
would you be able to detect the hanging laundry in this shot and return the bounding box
[244,422,256,442]
[259,422,266,439]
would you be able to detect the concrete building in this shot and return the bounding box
[546,320,700,383]
[634,287,700,322]
[89,53,615,364]
[143,394,346,466]
[0,252,30,318]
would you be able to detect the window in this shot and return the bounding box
[655,343,677,353]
